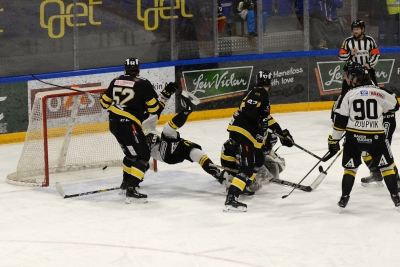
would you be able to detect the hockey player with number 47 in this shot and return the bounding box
[222,70,294,212]
[325,64,400,210]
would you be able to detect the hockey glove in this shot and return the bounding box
[279,129,294,147]
[260,117,269,131]
[161,82,178,99]
[328,135,340,153]
[323,135,340,162]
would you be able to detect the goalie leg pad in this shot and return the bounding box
[264,152,285,179]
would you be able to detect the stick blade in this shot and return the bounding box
[55,182,66,198]
[303,186,312,192]
[309,173,327,191]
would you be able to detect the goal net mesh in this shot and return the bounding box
[7,87,123,186]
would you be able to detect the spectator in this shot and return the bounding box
[218,3,227,34]
[309,0,345,49]
[232,0,267,37]
[384,0,400,46]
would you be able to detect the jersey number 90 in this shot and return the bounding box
[353,99,378,120]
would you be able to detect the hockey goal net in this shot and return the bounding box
[7,86,124,187]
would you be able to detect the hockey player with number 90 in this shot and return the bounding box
[326,64,400,210]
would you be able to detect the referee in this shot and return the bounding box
[339,20,380,85]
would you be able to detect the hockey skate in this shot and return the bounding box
[338,195,350,211]
[224,194,247,212]
[242,186,255,197]
[214,170,227,186]
[180,90,200,112]
[361,171,384,187]
[125,187,148,204]
[390,194,400,208]
[242,178,262,197]
[119,181,127,195]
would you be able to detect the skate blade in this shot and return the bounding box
[125,197,148,204]
[223,205,247,212]
[361,181,384,187]
[240,194,255,199]
[339,207,344,213]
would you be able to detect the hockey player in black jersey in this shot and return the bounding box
[223,70,294,212]
[219,128,286,195]
[141,90,222,185]
[100,58,166,204]
[326,64,400,210]
[331,61,357,122]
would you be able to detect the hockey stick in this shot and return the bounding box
[31,74,94,95]
[268,129,323,161]
[209,164,312,192]
[274,145,282,153]
[55,182,120,199]
[309,148,344,191]
[281,151,330,199]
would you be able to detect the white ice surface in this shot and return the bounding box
[1,110,400,267]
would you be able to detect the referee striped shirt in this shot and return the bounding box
[338,34,380,68]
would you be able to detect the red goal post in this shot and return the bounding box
[7,86,157,187]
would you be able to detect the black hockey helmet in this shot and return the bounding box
[343,61,358,72]
[256,70,272,87]
[124,58,140,74]
[351,20,365,31]
[348,64,370,85]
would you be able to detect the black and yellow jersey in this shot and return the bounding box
[228,86,273,148]
[239,86,271,122]
[100,74,161,126]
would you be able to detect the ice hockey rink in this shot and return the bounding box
[1,109,400,267]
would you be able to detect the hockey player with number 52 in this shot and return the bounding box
[100,58,164,204]
[325,64,400,210]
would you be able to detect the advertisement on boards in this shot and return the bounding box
[27,67,176,122]
[0,83,28,133]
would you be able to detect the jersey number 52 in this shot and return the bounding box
[113,87,135,107]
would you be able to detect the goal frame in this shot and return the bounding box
[7,86,158,187]
[41,88,106,187]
